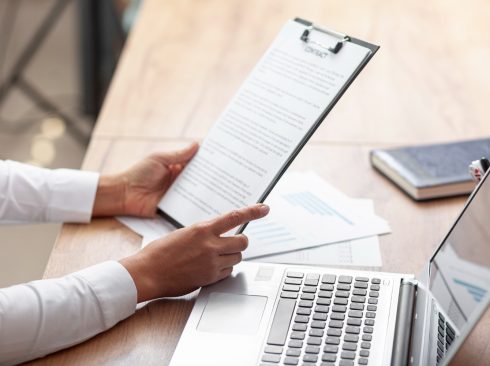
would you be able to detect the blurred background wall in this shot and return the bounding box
[0,0,140,287]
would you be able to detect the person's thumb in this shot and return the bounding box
[152,142,199,166]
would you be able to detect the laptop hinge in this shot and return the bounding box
[391,278,418,366]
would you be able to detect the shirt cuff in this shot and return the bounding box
[46,169,99,223]
[74,261,138,328]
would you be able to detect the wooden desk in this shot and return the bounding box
[27,0,490,364]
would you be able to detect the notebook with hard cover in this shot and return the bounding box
[157,18,379,232]
[169,157,490,366]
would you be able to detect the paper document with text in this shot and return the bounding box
[158,20,375,229]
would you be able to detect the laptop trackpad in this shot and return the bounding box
[197,292,267,335]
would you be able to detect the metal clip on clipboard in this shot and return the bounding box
[300,24,350,54]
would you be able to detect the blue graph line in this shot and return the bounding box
[282,191,353,225]
[453,278,487,303]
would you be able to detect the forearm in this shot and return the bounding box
[0,261,137,365]
[92,174,126,217]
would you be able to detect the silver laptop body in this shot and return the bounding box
[169,171,490,366]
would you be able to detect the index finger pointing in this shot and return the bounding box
[210,204,270,235]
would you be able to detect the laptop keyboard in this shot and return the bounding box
[436,312,455,364]
[260,271,381,366]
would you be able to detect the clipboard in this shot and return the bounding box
[248,17,379,231]
[158,18,379,232]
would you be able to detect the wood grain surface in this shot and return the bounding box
[25,0,489,364]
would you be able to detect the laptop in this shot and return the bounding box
[169,170,490,366]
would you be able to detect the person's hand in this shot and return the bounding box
[119,204,270,302]
[92,142,199,217]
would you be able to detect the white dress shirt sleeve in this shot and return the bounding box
[0,261,137,366]
[0,160,139,365]
[0,160,99,224]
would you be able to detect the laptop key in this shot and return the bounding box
[353,289,367,296]
[370,284,380,291]
[345,326,360,334]
[303,354,318,363]
[363,326,374,334]
[338,275,353,284]
[327,328,342,337]
[332,305,347,312]
[283,284,301,292]
[341,350,356,359]
[288,340,303,348]
[369,291,379,298]
[351,296,366,303]
[371,278,381,284]
[362,334,372,341]
[355,277,369,282]
[334,298,348,305]
[368,298,378,304]
[287,272,304,278]
[267,298,296,346]
[264,345,283,354]
[303,286,317,294]
[348,310,363,318]
[301,293,315,301]
[361,342,371,349]
[446,323,455,337]
[291,332,305,340]
[354,281,368,289]
[323,345,339,353]
[347,318,361,326]
[366,312,376,319]
[349,303,364,310]
[307,337,322,346]
[365,319,375,326]
[367,305,377,311]
[311,321,327,329]
[330,313,345,321]
[315,305,329,313]
[310,329,324,337]
[305,280,319,288]
[281,292,298,299]
[337,284,351,291]
[359,358,369,365]
[335,291,349,298]
[318,291,333,298]
[295,315,309,323]
[262,353,281,363]
[360,350,370,357]
[292,323,307,331]
[328,320,344,328]
[299,300,314,308]
[325,336,340,345]
[316,298,331,306]
[339,361,354,366]
[283,356,299,365]
[287,348,301,357]
[344,334,359,342]
[322,353,336,362]
[305,346,320,354]
[342,342,357,351]
[285,278,302,285]
[296,308,311,316]
[313,312,328,321]
[322,274,336,284]
[320,284,334,291]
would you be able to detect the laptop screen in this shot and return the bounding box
[429,171,490,332]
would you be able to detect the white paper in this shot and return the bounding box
[243,172,390,259]
[158,20,371,228]
[250,236,382,267]
[117,215,175,247]
[250,199,383,267]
